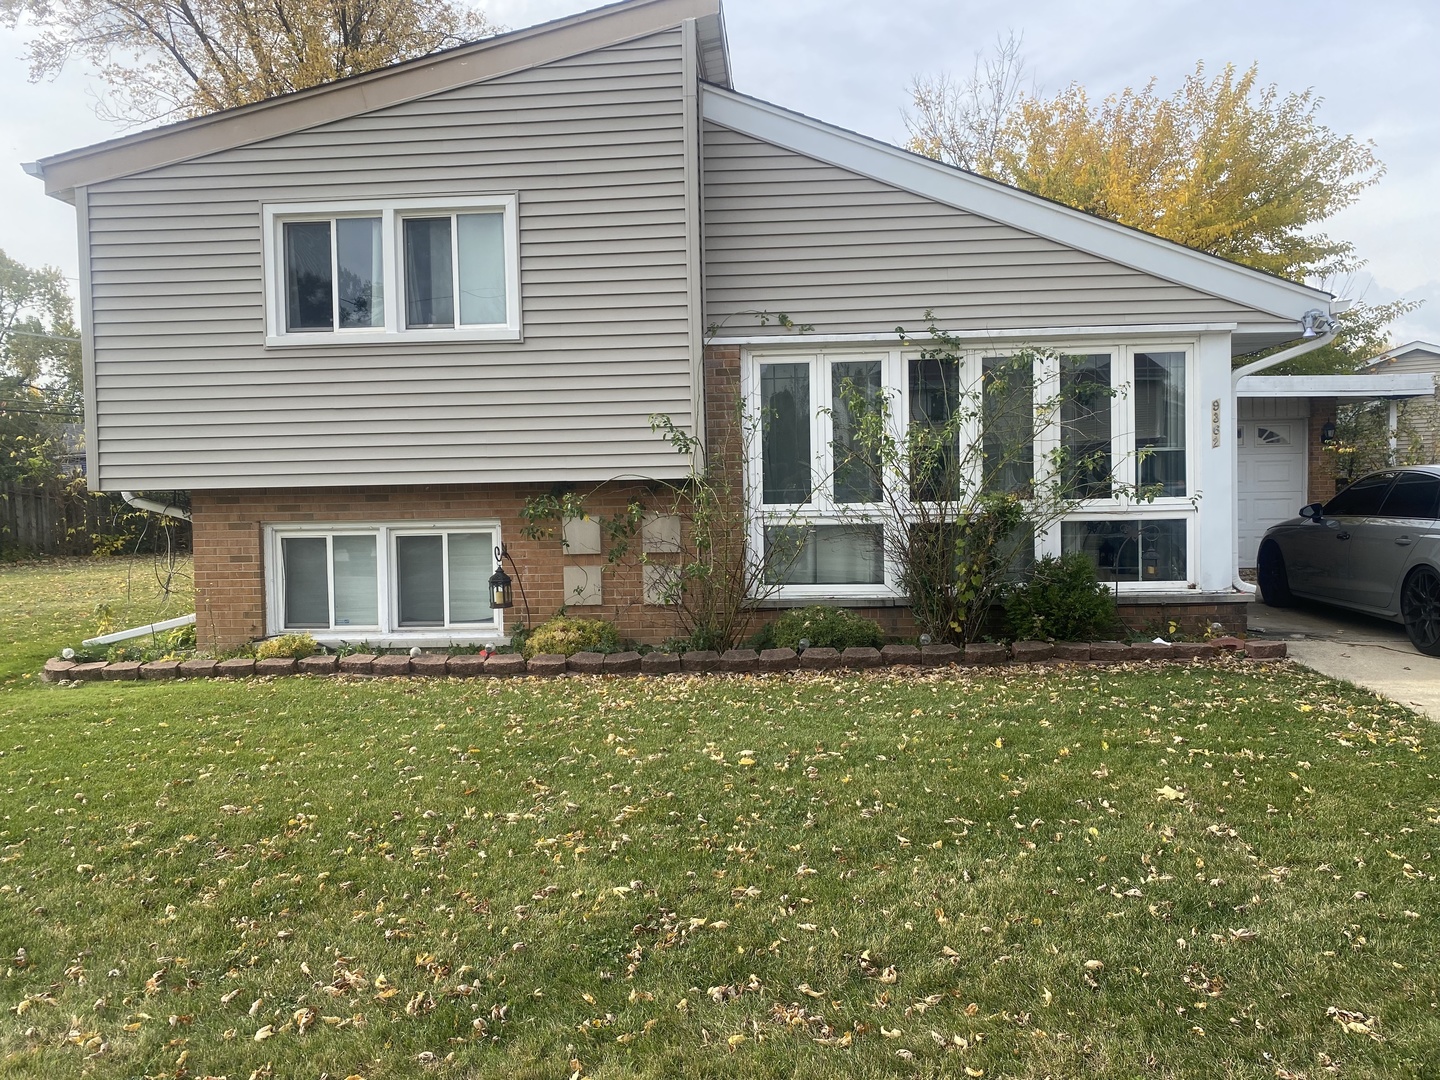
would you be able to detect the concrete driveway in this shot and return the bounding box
[1248,597,1440,721]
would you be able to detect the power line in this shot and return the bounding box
[0,329,82,344]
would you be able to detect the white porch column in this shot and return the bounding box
[1196,330,1235,592]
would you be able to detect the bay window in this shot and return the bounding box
[267,523,502,640]
[264,196,519,345]
[748,340,1196,596]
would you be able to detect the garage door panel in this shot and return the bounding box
[1237,418,1307,568]
[1254,460,1300,484]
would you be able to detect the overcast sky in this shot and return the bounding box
[4,0,1437,345]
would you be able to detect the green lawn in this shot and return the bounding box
[0,561,1436,1078]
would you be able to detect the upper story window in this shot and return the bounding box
[263,196,520,346]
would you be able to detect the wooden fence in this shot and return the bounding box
[0,480,191,557]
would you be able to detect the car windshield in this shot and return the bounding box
[1323,472,1396,516]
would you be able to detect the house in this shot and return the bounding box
[29,0,1346,648]
[1362,341,1440,463]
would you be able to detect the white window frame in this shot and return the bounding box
[744,338,1199,600]
[262,195,522,347]
[264,520,506,646]
[747,350,901,600]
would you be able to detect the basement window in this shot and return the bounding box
[267,523,502,640]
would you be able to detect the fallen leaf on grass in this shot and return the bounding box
[1327,1006,1384,1041]
[1156,786,1186,801]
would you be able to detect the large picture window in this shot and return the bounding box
[747,341,1195,597]
[263,196,519,345]
[268,523,500,639]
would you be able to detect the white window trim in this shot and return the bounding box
[744,338,1200,601]
[264,520,507,647]
[747,350,901,600]
[261,195,522,347]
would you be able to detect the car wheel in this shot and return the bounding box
[1257,542,1293,608]
[1401,565,1440,657]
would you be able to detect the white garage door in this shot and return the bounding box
[1237,420,1308,568]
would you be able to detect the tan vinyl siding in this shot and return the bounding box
[702,123,1267,334]
[1372,349,1440,377]
[84,30,693,491]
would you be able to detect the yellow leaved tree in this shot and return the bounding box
[907,56,1382,283]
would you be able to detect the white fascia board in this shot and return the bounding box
[701,87,1332,325]
[709,322,1240,347]
[1237,373,1437,398]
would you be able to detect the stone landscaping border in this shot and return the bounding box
[40,637,1286,684]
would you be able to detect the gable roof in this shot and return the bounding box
[1362,340,1440,369]
[32,0,727,202]
[700,85,1333,327]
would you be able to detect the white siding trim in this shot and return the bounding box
[700,86,1331,324]
[75,185,100,484]
[711,323,1240,347]
[1237,373,1436,398]
[681,16,706,456]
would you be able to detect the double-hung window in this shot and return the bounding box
[264,196,520,345]
[268,522,502,640]
[748,341,1196,597]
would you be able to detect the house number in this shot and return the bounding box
[1211,399,1221,448]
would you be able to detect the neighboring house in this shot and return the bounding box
[1363,341,1440,463]
[29,0,1347,648]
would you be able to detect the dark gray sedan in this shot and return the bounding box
[1257,465,1440,655]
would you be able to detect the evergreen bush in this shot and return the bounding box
[1003,554,1117,642]
[770,606,884,651]
[522,615,622,659]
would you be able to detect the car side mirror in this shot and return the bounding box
[1299,503,1324,521]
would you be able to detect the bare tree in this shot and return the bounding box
[903,31,1029,172]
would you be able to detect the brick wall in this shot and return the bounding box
[1308,397,1337,504]
[192,482,688,649]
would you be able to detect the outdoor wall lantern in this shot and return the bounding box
[1142,546,1161,579]
[1320,420,1337,445]
[489,546,514,610]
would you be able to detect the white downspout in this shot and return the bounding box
[1230,319,1337,594]
[121,491,192,521]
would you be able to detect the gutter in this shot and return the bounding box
[102,493,196,648]
[1229,314,1337,595]
[122,491,192,521]
[82,613,196,648]
[1231,324,1337,380]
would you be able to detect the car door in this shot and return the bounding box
[1297,472,1396,603]
[1354,472,1440,613]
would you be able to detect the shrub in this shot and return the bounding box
[1003,554,1117,642]
[771,606,883,651]
[101,623,198,664]
[254,632,319,660]
[522,616,621,659]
